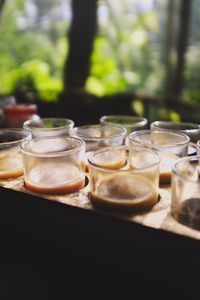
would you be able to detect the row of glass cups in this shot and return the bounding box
[0,116,200,230]
[0,125,159,209]
[21,117,195,187]
[23,114,200,145]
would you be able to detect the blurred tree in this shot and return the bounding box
[0,0,200,122]
[0,0,68,102]
[172,0,192,99]
[163,0,176,98]
[63,0,98,90]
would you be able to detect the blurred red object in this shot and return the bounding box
[3,104,38,128]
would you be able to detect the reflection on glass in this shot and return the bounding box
[23,118,74,138]
[88,146,160,212]
[21,136,85,195]
[0,128,31,179]
[171,156,200,230]
[129,129,190,186]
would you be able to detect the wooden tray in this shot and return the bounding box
[0,175,200,294]
[0,175,199,241]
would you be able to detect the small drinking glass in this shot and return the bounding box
[151,121,200,155]
[196,140,200,156]
[171,156,200,230]
[3,103,38,128]
[21,136,85,195]
[0,128,31,179]
[72,124,127,172]
[129,130,190,186]
[88,146,160,212]
[100,115,148,134]
[23,117,74,138]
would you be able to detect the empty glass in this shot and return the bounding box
[129,130,190,186]
[23,118,74,138]
[88,146,160,212]
[0,128,31,179]
[21,136,85,195]
[100,115,148,135]
[171,156,200,230]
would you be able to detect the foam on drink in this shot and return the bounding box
[90,173,158,211]
[24,162,85,195]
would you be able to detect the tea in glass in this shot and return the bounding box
[88,146,160,211]
[0,128,31,179]
[129,130,190,186]
[21,136,85,195]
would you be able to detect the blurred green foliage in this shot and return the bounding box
[0,0,200,110]
[0,0,67,101]
[87,3,164,97]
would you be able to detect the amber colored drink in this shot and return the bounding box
[172,198,200,231]
[25,178,84,195]
[159,153,179,186]
[24,163,85,195]
[0,154,23,179]
[85,150,126,173]
[90,173,158,211]
[96,158,126,169]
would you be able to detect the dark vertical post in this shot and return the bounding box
[171,0,192,102]
[63,0,98,91]
[163,0,175,99]
[0,0,6,19]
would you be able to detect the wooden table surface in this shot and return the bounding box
[0,175,199,241]
[0,175,200,298]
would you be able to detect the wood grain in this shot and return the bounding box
[0,174,199,241]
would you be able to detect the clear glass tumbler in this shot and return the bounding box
[171,156,200,230]
[23,117,74,138]
[21,136,85,195]
[3,103,38,128]
[151,120,200,154]
[100,115,148,134]
[72,124,127,172]
[88,146,160,212]
[196,140,200,155]
[0,128,31,179]
[129,130,190,186]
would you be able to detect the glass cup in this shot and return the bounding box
[21,136,85,195]
[3,103,38,128]
[171,156,200,230]
[88,146,160,212]
[196,140,200,155]
[0,128,31,179]
[100,115,148,134]
[72,124,127,172]
[23,118,74,138]
[150,121,200,155]
[129,130,190,186]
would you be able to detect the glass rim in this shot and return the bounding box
[3,103,37,114]
[100,115,148,127]
[88,145,161,172]
[173,155,200,183]
[151,120,200,132]
[23,118,74,131]
[20,136,85,158]
[73,124,127,140]
[129,129,190,147]
[0,128,31,146]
